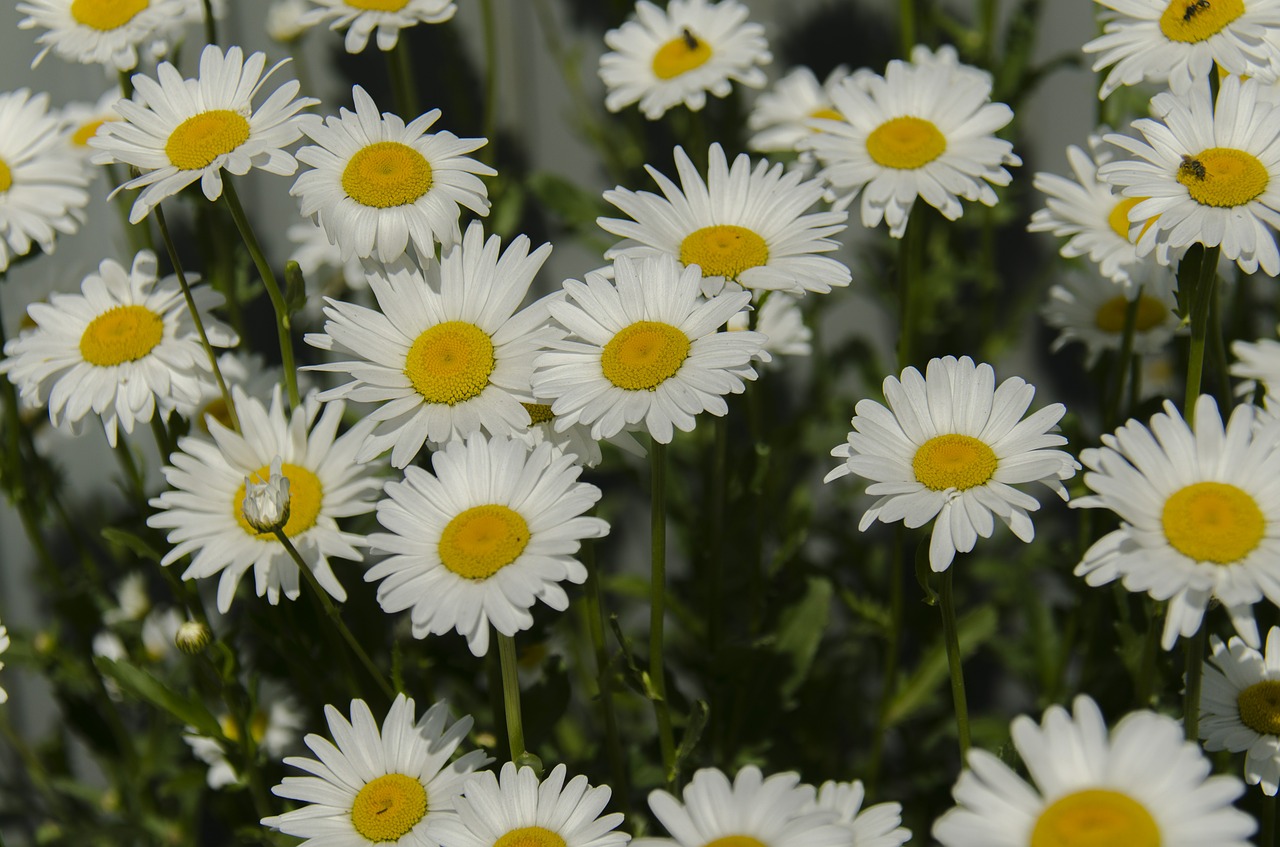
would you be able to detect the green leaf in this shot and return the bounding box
[669,699,709,783]
[94,657,223,739]
[773,577,833,702]
[101,527,163,564]
[884,606,998,726]
[284,260,308,316]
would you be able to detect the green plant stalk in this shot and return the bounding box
[1183,245,1220,425]
[386,38,420,119]
[897,210,923,369]
[1183,624,1208,741]
[201,0,218,45]
[497,632,529,764]
[649,439,677,780]
[900,0,917,57]
[939,566,972,761]
[480,0,499,165]
[980,0,1000,66]
[1104,287,1143,429]
[582,534,629,815]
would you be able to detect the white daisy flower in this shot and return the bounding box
[366,432,609,657]
[262,695,491,847]
[299,0,456,54]
[532,254,767,445]
[267,0,311,43]
[0,620,8,705]
[1043,266,1180,367]
[1083,0,1280,99]
[147,386,381,614]
[1074,394,1280,649]
[305,222,560,468]
[808,781,910,847]
[0,89,91,272]
[906,43,994,91]
[727,291,813,362]
[600,0,771,121]
[16,0,187,71]
[1099,75,1280,276]
[599,143,851,297]
[59,88,123,158]
[512,401,646,468]
[140,606,181,662]
[1232,330,1280,399]
[1202,626,1280,795]
[803,58,1020,238]
[747,65,852,156]
[103,572,151,625]
[291,85,494,264]
[825,355,1079,572]
[933,695,1254,847]
[0,250,236,447]
[287,219,367,293]
[186,695,304,790]
[171,350,281,433]
[90,44,317,225]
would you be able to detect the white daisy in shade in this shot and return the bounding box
[90,44,316,224]
[147,386,381,614]
[747,65,852,157]
[727,291,813,362]
[59,88,122,158]
[16,0,186,71]
[1042,265,1180,367]
[300,0,456,53]
[1083,0,1280,99]
[439,763,629,847]
[292,84,494,264]
[532,255,767,445]
[366,432,609,657]
[1074,394,1280,649]
[600,0,770,121]
[599,143,850,297]
[1202,626,1280,795]
[304,222,561,468]
[807,780,910,847]
[262,695,492,847]
[170,350,281,433]
[1099,75,1280,276]
[0,250,236,446]
[825,355,1078,572]
[0,89,90,272]
[0,619,8,704]
[933,694,1254,847]
[185,694,304,789]
[512,401,646,468]
[267,0,311,44]
[1232,330,1280,400]
[906,43,994,90]
[803,58,1020,238]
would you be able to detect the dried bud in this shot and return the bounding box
[243,457,290,534]
[175,620,212,655]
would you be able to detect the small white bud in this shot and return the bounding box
[175,620,212,655]
[243,457,290,534]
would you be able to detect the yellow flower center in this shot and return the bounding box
[438,504,530,580]
[404,321,495,405]
[1159,0,1244,43]
[866,116,947,170]
[342,141,434,208]
[198,397,235,433]
[1239,680,1280,735]
[703,837,768,847]
[350,773,428,843]
[0,158,11,193]
[1176,147,1269,207]
[494,826,568,847]
[347,0,410,10]
[165,110,251,171]
[652,29,713,79]
[233,462,324,539]
[679,225,770,280]
[70,0,148,30]
[522,402,555,425]
[600,321,691,391]
[72,119,114,148]
[1030,789,1160,847]
[912,434,998,491]
[79,304,164,366]
[1107,197,1157,241]
[1093,295,1169,333]
[1162,481,1265,564]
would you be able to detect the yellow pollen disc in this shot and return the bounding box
[79,304,164,366]
[600,321,691,391]
[198,397,234,434]
[1176,147,1269,207]
[217,710,269,744]
[1030,789,1160,847]
[652,32,713,79]
[342,141,434,208]
[347,0,409,9]
[70,0,149,30]
[0,158,11,193]
[233,462,324,539]
[1239,680,1280,735]
[1162,481,1265,564]
[404,321,495,405]
[72,119,113,147]
[866,116,947,170]
[680,224,770,280]
[703,836,768,847]
[1107,197,1157,241]
[350,773,428,843]
[494,826,569,847]
[165,110,251,171]
[522,402,555,425]
[438,504,530,580]
[1093,295,1169,333]
[810,107,844,122]
[912,434,998,492]
[1159,0,1244,43]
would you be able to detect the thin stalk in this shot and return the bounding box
[979,0,1000,67]
[1183,244,1220,423]
[582,534,629,815]
[1183,624,1208,741]
[1104,287,1143,429]
[1208,284,1232,411]
[899,0,917,57]
[897,210,923,369]
[201,0,218,45]
[649,439,677,781]
[479,0,499,165]
[386,39,420,119]
[497,633,532,767]
[939,566,972,761]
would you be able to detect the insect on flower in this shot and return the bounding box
[1178,155,1207,181]
[681,26,699,50]
[1184,0,1211,21]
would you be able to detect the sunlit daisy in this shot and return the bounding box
[292,85,493,264]
[185,694,304,789]
[600,0,770,120]
[808,781,910,847]
[1075,394,1280,649]
[16,0,187,71]
[0,619,8,705]
[747,65,852,156]
[1099,75,1280,276]
[91,44,317,224]
[933,695,1254,846]
[599,143,850,297]
[262,695,491,847]
[727,291,813,362]
[1201,626,1280,795]
[300,0,456,53]
[1043,266,1180,367]
[804,58,1020,238]
[59,88,122,158]
[1232,331,1280,400]
[825,355,1078,572]
[147,386,381,614]
[305,223,560,468]
[532,255,767,445]
[0,251,236,446]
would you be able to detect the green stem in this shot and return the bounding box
[1208,284,1232,411]
[1104,287,1143,429]
[939,566,971,761]
[649,439,677,782]
[386,38,420,118]
[497,632,538,771]
[897,210,923,369]
[479,0,499,165]
[582,533,628,815]
[1183,624,1208,741]
[1182,244,1220,424]
[201,0,218,45]
[979,0,1000,66]
[899,0,917,56]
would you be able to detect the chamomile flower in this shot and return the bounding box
[1074,394,1280,649]
[0,620,8,705]
[172,350,280,433]
[16,0,187,71]
[267,0,311,44]
[1232,330,1280,399]
[747,65,852,156]
[262,695,491,847]
[91,44,317,224]
[291,85,493,264]
[59,88,122,158]
[0,251,236,446]
[933,695,1254,847]
[186,695,304,790]
[1043,266,1180,367]
[1083,0,1280,99]
[300,0,456,54]
[366,433,609,656]
[825,356,1078,572]
[1202,626,1280,795]
[1099,75,1280,276]
[906,43,994,90]
[600,0,771,121]
[599,143,850,297]
[147,386,381,614]
[287,219,366,294]
[531,255,767,445]
[727,291,813,362]
[804,58,1019,238]
[512,401,646,468]
[808,781,910,847]
[305,223,561,468]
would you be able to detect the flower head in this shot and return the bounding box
[242,456,291,534]
[17,0,187,71]
[1202,626,1280,795]
[299,0,456,53]
[1042,265,1180,367]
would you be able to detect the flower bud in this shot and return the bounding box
[175,620,212,655]
[243,456,290,534]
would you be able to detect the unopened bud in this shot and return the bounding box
[243,457,290,534]
[175,620,212,655]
